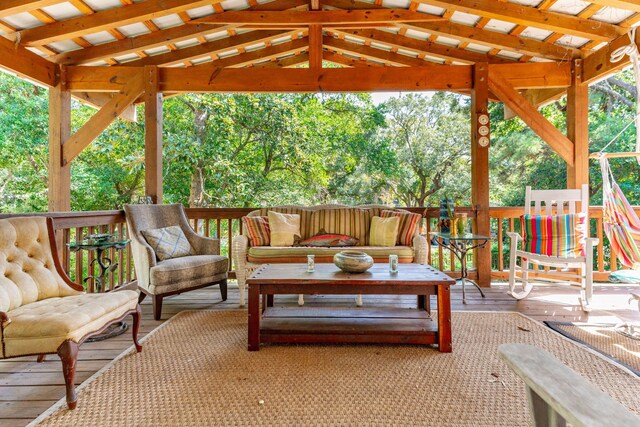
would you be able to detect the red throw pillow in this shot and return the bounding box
[242,216,270,247]
[380,210,421,246]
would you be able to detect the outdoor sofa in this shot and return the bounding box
[233,204,428,306]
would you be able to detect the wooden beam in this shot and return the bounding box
[63,74,144,164]
[157,65,472,92]
[488,69,574,165]
[8,0,221,46]
[51,0,310,65]
[0,1,63,18]
[321,0,580,60]
[254,52,309,68]
[212,37,308,68]
[323,50,384,67]
[0,35,57,87]
[583,27,639,84]
[309,25,323,69]
[193,9,443,25]
[121,30,299,67]
[488,62,571,89]
[566,59,589,189]
[504,88,566,120]
[66,66,139,92]
[324,36,428,66]
[72,92,137,122]
[332,28,514,64]
[417,0,623,41]
[586,0,640,13]
[471,62,491,287]
[48,66,71,212]
[400,20,581,61]
[144,66,163,204]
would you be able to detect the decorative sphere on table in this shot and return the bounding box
[333,251,374,273]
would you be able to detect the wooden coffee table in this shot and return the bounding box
[246,263,455,352]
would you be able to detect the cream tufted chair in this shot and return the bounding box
[124,204,228,320]
[0,216,142,409]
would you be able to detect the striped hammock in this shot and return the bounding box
[600,156,640,269]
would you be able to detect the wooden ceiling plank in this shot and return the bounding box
[416,0,622,41]
[192,9,445,25]
[489,69,574,165]
[120,30,299,67]
[0,35,57,87]
[0,1,64,18]
[51,0,310,65]
[333,28,513,64]
[63,74,144,164]
[9,0,224,46]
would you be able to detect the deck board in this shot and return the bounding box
[0,281,638,426]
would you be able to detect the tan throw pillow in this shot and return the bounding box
[141,225,194,261]
[369,216,400,247]
[268,211,301,247]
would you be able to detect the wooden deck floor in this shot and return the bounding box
[1,281,639,426]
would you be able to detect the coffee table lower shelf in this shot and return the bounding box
[260,307,439,346]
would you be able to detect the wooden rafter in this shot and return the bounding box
[211,37,308,68]
[323,50,384,67]
[8,0,223,46]
[0,35,57,87]
[254,52,309,68]
[488,70,574,165]
[121,30,301,67]
[0,0,63,18]
[587,0,640,13]
[324,36,428,67]
[63,74,144,164]
[331,28,514,64]
[583,26,640,84]
[417,0,623,41]
[192,9,444,25]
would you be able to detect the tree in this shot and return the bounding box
[380,93,471,206]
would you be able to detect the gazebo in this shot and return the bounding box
[3,0,638,286]
[1,1,640,424]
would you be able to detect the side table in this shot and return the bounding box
[429,232,491,304]
[68,237,130,341]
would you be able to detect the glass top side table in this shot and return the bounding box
[429,232,491,304]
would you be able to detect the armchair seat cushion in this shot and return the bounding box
[247,245,414,264]
[150,255,228,289]
[3,290,138,357]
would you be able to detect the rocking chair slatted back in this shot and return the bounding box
[525,186,589,216]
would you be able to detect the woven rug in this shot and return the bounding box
[545,321,640,376]
[33,311,640,427]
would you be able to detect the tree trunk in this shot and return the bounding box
[188,107,210,208]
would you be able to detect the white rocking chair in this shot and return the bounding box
[507,184,599,312]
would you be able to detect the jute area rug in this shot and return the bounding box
[545,321,640,376]
[33,311,640,427]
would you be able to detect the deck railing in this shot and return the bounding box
[1,205,637,291]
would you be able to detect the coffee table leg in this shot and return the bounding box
[248,284,261,351]
[437,284,452,353]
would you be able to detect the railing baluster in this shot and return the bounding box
[596,218,604,272]
[425,216,432,265]
[497,218,504,272]
[227,218,233,271]
[74,227,83,284]
[87,226,95,293]
[109,223,116,291]
[216,219,221,240]
[205,218,210,237]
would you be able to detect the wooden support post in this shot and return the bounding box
[566,59,589,189]
[309,0,322,70]
[48,66,71,212]
[471,63,491,287]
[144,66,163,204]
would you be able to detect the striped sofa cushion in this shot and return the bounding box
[241,216,270,247]
[381,210,421,246]
[309,208,371,246]
[521,213,586,257]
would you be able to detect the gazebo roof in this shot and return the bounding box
[0,0,638,73]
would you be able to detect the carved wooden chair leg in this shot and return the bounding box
[219,279,228,301]
[57,340,79,410]
[152,295,163,321]
[132,305,143,352]
[138,292,146,304]
[37,354,46,363]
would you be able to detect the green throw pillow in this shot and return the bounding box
[141,225,194,261]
